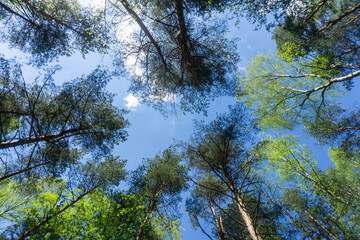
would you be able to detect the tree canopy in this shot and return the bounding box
[1,0,359,239]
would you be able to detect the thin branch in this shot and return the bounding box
[0,160,52,182]
[193,215,214,240]
[113,0,169,72]
[0,2,40,28]
[317,2,360,35]
[300,0,330,27]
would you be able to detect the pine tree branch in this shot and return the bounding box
[0,127,87,149]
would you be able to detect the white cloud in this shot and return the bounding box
[238,66,247,73]
[124,94,140,110]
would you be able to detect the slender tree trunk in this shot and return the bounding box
[209,200,224,240]
[135,181,166,240]
[173,0,192,64]
[303,209,338,240]
[220,166,263,240]
[217,197,226,240]
[135,195,158,240]
[16,182,104,240]
[233,191,263,240]
[251,182,314,238]
[135,204,152,240]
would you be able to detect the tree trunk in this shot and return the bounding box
[173,0,193,66]
[135,195,158,240]
[209,199,225,240]
[217,197,226,240]
[233,191,263,240]
[304,209,338,240]
[221,166,263,240]
[251,182,313,238]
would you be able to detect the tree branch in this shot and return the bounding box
[0,160,52,182]
[0,127,87,149]
[113,0,169,72]
[277,69,360,94]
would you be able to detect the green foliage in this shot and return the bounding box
[255,135,360,239]
[151,216,183,240]
[1,0,359,239]
[239,51,344,130]
[130,146,188,210]
[185,0,233,13]
[238,0,360,160]
[2,186,149,239]
[273,0,360,72]
[0,155,166,240]
[304,105,360,154]
[190,0,293,29]
[187,104,256,173]
[255,134,317,182]
[326,147,360,213]
[186,174,227,226]
[329,147,360,177]
[0,180,29,220]
[277,42,305,62]
[129,146,187,239]
[79,156,127,187]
